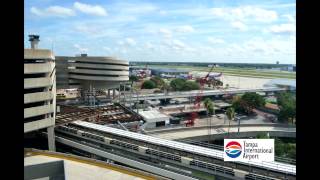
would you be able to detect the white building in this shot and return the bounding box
[139,110,170,129]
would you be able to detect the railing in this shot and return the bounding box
[146,123,296,134]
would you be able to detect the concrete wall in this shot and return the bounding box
[24,49,56,133]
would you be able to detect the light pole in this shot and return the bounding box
[237,117,240,134]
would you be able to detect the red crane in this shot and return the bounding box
[185,65,216,126]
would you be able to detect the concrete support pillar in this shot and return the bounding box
[47,126,56,151]
[113,89,116,99]
[107,89,111,98]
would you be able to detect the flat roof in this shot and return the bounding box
[24,150,159,180]
[151,68,189,73]
[24,49,54,59]
[139,110,170,122]
[264,79,296,88]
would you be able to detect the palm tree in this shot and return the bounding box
[203,98,215,143]
[226,107,235,138]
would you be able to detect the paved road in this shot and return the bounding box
[118,87,285,101]
[148,125,296,140]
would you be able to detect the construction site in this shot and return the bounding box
[24,35,296,180]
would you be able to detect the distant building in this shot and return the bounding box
[264,79,296,91]
[129,68,151,78]
[24,35,56,151]
[151,68,189,77]
[280,65,296,72]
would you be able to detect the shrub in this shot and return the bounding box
[141,80,156,89]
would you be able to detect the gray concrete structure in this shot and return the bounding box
[120,87,286,102]
[55,54,129,90]
[146,124,296,141]
[24,35,56,151]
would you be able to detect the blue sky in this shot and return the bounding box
[24,0,296,64]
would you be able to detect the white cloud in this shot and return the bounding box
[175,25,195,33]
[210,6,278,23]
[122,3,157,14]
[30,6,75,17]
[74,44,88,53]
[172,39,186,50]
[144,42,155,50]
[74,2,107,16]
[207,37,225,44]
[268,23,295,34]
[103,47,112,52]
[159,28,172,38]
[231,21,248,31]
[283,14,295,23]
[125,38,136,46]
[118,38,136,46]
[159,10,167,15]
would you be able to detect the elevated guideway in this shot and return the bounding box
[119,87,286,102]
[54,121,296,180]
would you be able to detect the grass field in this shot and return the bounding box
[136,65,296,79]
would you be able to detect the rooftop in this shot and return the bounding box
[24,149,162,180]
[264,79,296,88]
[24,49,54,59]
[139,110,170,122]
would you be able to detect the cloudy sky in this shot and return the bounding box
[24,0,296,64]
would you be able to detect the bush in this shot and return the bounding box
[232,93,265,114]
[141,80,156,89]
[170,78,200,91]
[170,78,186,91]
[182,81,200,91]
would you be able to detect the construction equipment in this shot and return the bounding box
[185,65,216,126]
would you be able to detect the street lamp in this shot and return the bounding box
[237,117,241,134]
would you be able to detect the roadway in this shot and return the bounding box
[120,87,286,101]
[146,124,296,140]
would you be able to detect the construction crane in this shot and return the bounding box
[185,65,216,126]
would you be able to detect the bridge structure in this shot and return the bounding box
[145,124,296,141]
[117,87,286,102]
[54,121,296,180]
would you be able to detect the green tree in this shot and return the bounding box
[129,75,139,82]
[182,81,200,91]
[232,96,245,113]
[232,93,265,114]
[241,92,266,112]
[150,76,165,88]
[226,107,235,137]
[276,92,296,124]
[170,78,186,91]
[141,80,156,89]
[203,98,215,115]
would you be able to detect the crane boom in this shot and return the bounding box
[186,64,215,126]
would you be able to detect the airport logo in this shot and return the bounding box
[224,139,274,162]
[225,141,242,158]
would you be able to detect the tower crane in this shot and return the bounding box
[185,65,216,126]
